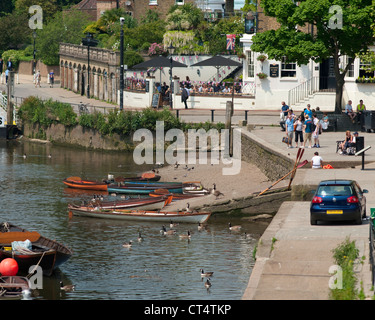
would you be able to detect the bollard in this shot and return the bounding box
[211,109,214,122]
[176,109,179,119]
[245,110,248,122]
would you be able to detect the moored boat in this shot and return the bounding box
[149,189,206,200]
[0,276,30,300]
[68,205,211,223]
[0,223,72,276]
[63,176,108,191]
[73,195,173,211]
[104,172,161,183]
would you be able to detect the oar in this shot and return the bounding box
[288,148,305,190]
[256,160,308,197]
[0,231,41,244]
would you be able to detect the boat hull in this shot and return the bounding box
[108,186,183,194]
[63,179,108,191]
[68,207,211,224]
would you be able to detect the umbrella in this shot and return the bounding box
[191,55,242,68]
[191,55,242,81]
[131,56,188,69]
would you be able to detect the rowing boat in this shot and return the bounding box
[0,276,30,300]
[149,189,206,200]
[73,195,173,211]
[63,176,108,191]
[68,205,211,223]
[0,223,72,276]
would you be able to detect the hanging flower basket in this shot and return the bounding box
[256,72,268,79]
[257,54,267,62]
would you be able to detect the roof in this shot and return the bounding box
[74,0,97,10]
[318,180,354,185]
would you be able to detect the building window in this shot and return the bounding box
[149,0,157,5]
[281,57,296,77]
[346,57,354,78]
[247,51,254,78]
[359,58,375,78]
[176,0,184,4]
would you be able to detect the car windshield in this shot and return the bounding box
[317,185,353,197]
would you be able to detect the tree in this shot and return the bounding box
[36,10,91,65]
[15,0,59,22]
[251,0,375,113]
[0,11,30,54]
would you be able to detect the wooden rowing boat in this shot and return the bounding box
[73,195,173,211]
[0,223,72,276]
[68,205,211,223]
[105,172,161,183]
[63,176,108,191]
[0,276,30,300]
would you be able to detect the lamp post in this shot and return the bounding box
[86,33,92,98]
[119,17,125,111]
[168,44,175,109]
[32,31,37,75]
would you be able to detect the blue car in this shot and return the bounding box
[310,180,368,225]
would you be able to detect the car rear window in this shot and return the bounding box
[316,185,353,196]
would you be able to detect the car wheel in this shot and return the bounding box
[310,217,317,225]
[355,215,362,225]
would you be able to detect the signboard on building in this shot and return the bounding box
[270,64,279,78]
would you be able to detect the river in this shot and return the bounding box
[0,139,268,300]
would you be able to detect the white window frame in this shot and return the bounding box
[281,57,296,78]
[149,0,157,5]
[176,0,184,4]
[359,57,375,78]
[247,51,254,78]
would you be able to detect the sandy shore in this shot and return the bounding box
[156,157,290,212]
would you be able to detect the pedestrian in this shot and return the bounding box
[35,70,41,88]
[311,152,323,169]
[49,70,54,88]
[294,115,304,148]
[7,58,12,71]
[280,101,289,131]
[5,69,9,83]
[303,115,313,148]
[285,112,295,148]
[181,85,189,109]
[312,114,321,148]
[304,104,313,119]
[0,58,3,75]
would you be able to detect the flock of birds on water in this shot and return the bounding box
[121,220,255,292]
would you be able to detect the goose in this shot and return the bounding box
[200,269,214,278]
[185,203,191,212]
[122,240,133,248]
[48,154,52,158]
[179,230,191,239]
[244,232,253,239]
[23,153,27,159]
[204,278,212,290]
[174,162,179,169]
[211,184,224,199]
[229,222,241,231]
[170,221,179,228]
[197,222,206,231]
[160,225,176,236]
[60,281,75,292]
[137,232,143,242]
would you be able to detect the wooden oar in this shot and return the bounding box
[0,231,41,244]
[288,148,305,190]
[256,160,308,197]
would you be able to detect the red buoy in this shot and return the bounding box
[0,258,19,276]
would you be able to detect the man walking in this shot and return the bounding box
[181,85,189,109]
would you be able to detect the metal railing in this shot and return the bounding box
[370,209,375,286]
[288,76,319,107]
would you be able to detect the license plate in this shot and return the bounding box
[327,210,343,214]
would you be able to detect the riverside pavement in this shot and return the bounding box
[8,74,375,299]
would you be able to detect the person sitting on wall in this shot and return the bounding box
[345,100,356,123]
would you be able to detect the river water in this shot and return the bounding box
[0,139,268,300]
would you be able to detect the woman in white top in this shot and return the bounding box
[311,152,323,169]
[294,115,304,148]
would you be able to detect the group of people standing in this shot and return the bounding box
[281,102,326,149]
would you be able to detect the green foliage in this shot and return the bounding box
[36,9,91,65]
[330,237,360,300]
[19,99,225,139]
[166,4,204,31]
[18,96,77,127]
[2,49,33,69]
